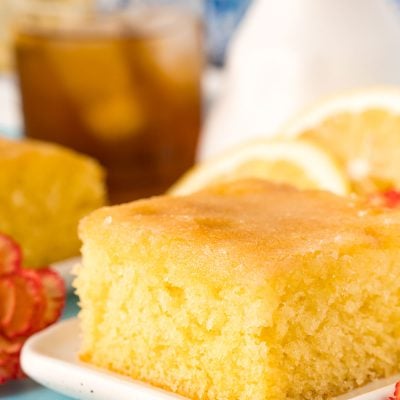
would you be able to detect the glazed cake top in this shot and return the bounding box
[79,179,400,284]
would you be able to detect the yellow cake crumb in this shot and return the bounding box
[75,179,400,399]
[0,137,106,267]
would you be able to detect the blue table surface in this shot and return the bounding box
[0,294,79,400]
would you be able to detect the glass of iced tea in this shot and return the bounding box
[13,0,202,203]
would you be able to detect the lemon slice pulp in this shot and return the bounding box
[170,139,349,196]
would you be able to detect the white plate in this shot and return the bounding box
[21,318,188,400]
[21,318,400,400]
[50,257,80,291]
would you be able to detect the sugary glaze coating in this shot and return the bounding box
[76,179,400,399]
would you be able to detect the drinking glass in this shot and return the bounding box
[14,0,203,203]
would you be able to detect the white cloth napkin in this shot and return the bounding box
[0,75,22,139]
[199,0,400,160]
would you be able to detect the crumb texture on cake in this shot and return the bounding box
[75,179,400,399]
[0,138,106,266]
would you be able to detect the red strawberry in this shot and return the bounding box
[13,361,25,380]
[382,190,400,208]
[388,382,400,400]
[34,269,65,330]
[370,190,400,208]
[0,278,16,327]
[2,271,43,339]
[0,334,23,360]
[0,354,19,384]
[0,232,66,384]
[0,235,21,276]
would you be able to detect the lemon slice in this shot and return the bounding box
[169,139,349,196]
[281,87,400,194]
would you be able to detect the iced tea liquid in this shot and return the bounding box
[14,9,202,203]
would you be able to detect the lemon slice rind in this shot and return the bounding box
[282,87,400,138]
[170,140,349,197]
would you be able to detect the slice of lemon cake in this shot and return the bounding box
[0,137,106,267]
[75,179,400,400]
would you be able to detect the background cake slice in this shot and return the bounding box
[75,179,400,400]
[0,138,106,267]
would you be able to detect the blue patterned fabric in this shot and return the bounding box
[205,0,252,65]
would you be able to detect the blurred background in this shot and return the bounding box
[2,0,400,203]
[0,0,251,204]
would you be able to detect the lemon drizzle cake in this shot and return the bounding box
[0,137,106,267]
[75,179,400,399]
